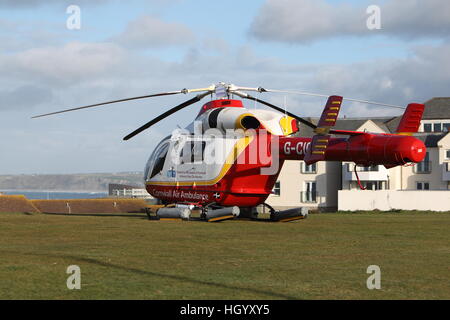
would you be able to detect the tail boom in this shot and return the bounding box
[278,134,426,167]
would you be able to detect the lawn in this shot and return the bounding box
[0,211,449,299]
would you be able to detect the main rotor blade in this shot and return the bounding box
[263,89,405,110]
[123,92,210,141]
[235,92,317,130]
[31,91,185,119]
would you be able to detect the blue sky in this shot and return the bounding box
[1,0,449,174]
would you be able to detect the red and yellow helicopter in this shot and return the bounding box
[33,83,426,222]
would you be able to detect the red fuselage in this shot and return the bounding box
[146,131,426,207]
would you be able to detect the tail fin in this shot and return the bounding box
[304,95,343,165]
[396,103,425,135]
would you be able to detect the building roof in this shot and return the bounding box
[295,117,316,137]
[415,132,448,147]
[383,97,450,132]
[334,119,368,131]
[423,97,450,120]
[383,117,400,133]
[296,117,391,137]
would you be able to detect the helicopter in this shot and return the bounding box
[33,82,427,222]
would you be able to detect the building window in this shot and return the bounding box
[423,122,450,133]
[444,123,450,132]
[446,150,450,160]
[433,123,442,132]
[361,165,378,172]
[414,152,431,173]
[362,181,384,190]
[273,181,281,196]
[416,182,430,190]
[301,181,317,203]
[302,162,317,174]
[347,164,379,172]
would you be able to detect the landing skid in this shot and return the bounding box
[240,203,309,222]
[147,203,308,223]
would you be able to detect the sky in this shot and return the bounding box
[1,0,450,174]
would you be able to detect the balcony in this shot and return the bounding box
[342,164,389,181]
[443,163,450,181]
[413,161,432,174]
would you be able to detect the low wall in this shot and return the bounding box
[338,190,450,212]
[0,196,152,214]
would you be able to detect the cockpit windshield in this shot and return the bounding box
[144,138,170,180]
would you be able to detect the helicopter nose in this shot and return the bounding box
[392,136,426,163]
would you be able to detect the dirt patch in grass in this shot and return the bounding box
[31,199,150,214]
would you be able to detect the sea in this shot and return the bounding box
[0,190,108,200]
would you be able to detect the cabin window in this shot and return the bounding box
[180,140,207,163]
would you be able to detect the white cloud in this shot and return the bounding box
[1,42,127,86]
[114,15,195,48]
[303,43,450,117]
[250,0,450,43]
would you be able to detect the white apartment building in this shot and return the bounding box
[266,97,450,212]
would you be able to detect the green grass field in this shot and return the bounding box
[0,211,449,299]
